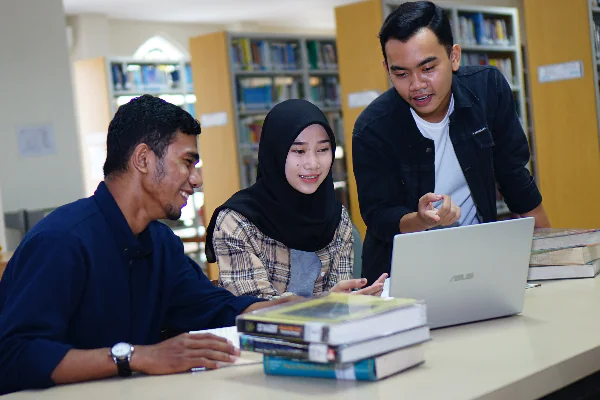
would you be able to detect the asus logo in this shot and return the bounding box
[449,272,475,283]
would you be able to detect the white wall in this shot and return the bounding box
[71,13,111,60]
[68,15,336,60]
[0,0,84,212]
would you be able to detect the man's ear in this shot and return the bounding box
[382,59,389,74]
[450,44,462,72]
[131,143,150,174]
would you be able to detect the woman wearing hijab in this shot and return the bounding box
[205,99,387,299]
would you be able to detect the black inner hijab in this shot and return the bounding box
[205,99,342,262]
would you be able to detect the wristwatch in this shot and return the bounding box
[110,342,134,377]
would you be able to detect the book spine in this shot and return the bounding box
[236,318,320,342]
[263,356,376,380]
[239,334,332,362]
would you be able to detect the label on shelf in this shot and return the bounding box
[348,90,380,108]
[538,61,583,83]
[200,112,228,128]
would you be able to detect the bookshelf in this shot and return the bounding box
[521,0,600,229]
[73,56,207,264]
[189,32,348,257]
[335,1,530,236]
[589,1,600,137]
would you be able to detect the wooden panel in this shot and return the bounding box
[335,0,389,238]
[189,32,239,280]
[73,57,111,196]
[524,0,600,228]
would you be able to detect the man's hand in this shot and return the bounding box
[434,194,461,226]
[331,273,388,296]
[401,193,461,233]
[131,333,239,374]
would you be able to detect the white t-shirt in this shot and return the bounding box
[410,95,479,228]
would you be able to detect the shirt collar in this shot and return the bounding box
[93,181,153,260]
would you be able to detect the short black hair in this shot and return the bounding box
[103,94,201,177]
[379,1,454,62]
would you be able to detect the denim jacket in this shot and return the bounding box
[352,66,542,283]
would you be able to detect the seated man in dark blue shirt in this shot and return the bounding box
[0,95,298,395]
[352,1,551,283]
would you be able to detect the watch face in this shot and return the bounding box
[112,342,132,358]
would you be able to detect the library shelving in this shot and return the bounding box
[521,0,600,228]
[73,56,207,264]
[189,32,349,250]
[335,1,531,235]
[589,0,600,137]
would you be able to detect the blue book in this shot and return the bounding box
[263,344,425,381]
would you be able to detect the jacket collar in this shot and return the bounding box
[93,181,153,260]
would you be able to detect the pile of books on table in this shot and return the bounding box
[528,228,600,281]
[235,292,429,381]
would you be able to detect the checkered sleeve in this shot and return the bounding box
[212,209,279,299]
[325,207,354,291]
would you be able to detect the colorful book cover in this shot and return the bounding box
[237,293,416,326]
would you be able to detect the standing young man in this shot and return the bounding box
[352,1,550,283]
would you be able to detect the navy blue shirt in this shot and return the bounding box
[0,182,262,395]
[353,66,542,283]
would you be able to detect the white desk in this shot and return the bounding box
[6,278,600,400]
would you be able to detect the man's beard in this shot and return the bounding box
[154,156,182,221]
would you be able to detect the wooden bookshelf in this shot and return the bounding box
[520,0,600,228]
[335,1,533,237]
[73,56,207,266]
[189,31,349,278]
[335,1,389,238]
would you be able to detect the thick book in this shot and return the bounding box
[532,228,600,252]
[263,344,425,381]
[236,293,426,345]
[530,243,600,266]
[527,259,600,281]
[240,325,430,364]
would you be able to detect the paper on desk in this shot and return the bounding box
[188,326,260,370]
[190,326,241,348]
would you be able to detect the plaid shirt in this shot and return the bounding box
[213,207,354,299]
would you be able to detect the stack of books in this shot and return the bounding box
[235,293,429,381]
[528,228,600,281]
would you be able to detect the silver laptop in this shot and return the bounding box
[389,218,535,329]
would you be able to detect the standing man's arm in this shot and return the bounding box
[491,69,550,228]
[521,204,551,228]
[353,131,460,236]
[352,130,413,239]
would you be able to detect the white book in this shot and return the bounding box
[527,259,600,281]
[188,326,261,369]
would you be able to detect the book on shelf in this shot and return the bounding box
[306,40,338,70]
[262,344,426,381]
[231,39,300,71]
[461,53,513,85]
[236,293,426,345]
[240,325,429,364]
[532,228,600,252]
[237,77,302,111]
[530,242,600,266]
[595,24,600,60]
[458,13,511,46]
[309,76,341,108]
[528,259,600,281]
[111,62,184,92]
